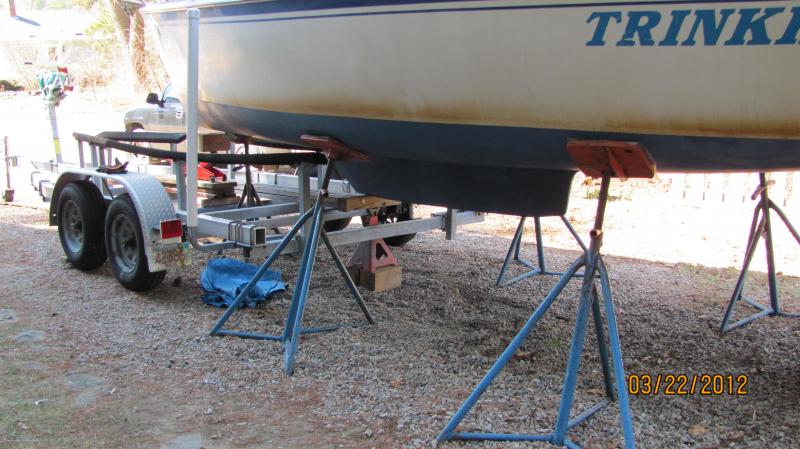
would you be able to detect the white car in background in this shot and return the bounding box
[123,85,230,153]
[124,84,184,133]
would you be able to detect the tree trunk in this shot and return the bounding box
[106,0,131,47]
[129,10,148,86]
[104,0,148,88]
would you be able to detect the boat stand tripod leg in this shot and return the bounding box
[496,215,588,287]
[720,173,800,334]
[437,257,584,444]
[281,160,376,374]
[209,207,315,337]
[438,173,635,449]
[441,141,655,448]
[208,159,374,375]
[237,141,263,208]
[534,216,547,272]
[563,215,589,253]
[283,188,326,374]
[598,257,635,447]
[321,230,375,325]
[496,217,537,286]
[591,284,615,400]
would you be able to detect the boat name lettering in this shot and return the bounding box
[586,7,800,46]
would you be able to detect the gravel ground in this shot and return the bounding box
[1,180,799,449]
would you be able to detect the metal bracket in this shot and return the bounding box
[226,220,268,247]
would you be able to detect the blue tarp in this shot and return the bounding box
[200,258,286,308]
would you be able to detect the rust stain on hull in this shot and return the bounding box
[203,95,800,141]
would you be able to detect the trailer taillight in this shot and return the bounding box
[160,219,183,241]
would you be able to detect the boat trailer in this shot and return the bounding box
[48,129,482,374]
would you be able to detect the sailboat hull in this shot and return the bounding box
[145,0,800,214]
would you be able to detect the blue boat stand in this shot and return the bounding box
[208,158,374,375]
[236,140,264,208]
[720,172,800,333]
[438,172,635,449]
[496,215,589,286]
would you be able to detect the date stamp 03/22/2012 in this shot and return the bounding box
[627,374,749,396]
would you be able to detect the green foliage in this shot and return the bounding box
[75,0,97,9]
[77,2,124,88]
[85,2,116,47]
[585,188,600,200]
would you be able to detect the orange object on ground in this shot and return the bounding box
[346,216,399,273]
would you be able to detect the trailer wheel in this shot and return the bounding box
[361,203,416,247]
[323,217,352,232]
[57,182,107,270]
[105,194,165,291]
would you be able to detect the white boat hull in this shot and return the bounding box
[143,0,800,213]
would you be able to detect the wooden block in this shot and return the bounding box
[359,265,402,292]
[336,196,401,212]
[163,186,234,199]
[198,196,240,208]
[201,133,233,153]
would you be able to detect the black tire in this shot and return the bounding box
[361,203,416,247]
[104,194,165,291]
[57,182,108,270]
[323,217,352,232]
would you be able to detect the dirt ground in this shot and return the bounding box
[1,89,800,449]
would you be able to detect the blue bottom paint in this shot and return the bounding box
[200,101,799,214]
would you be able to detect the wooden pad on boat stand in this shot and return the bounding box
[566,140,656,180]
